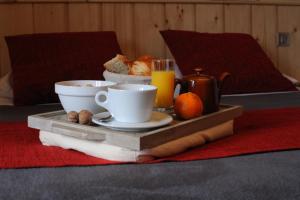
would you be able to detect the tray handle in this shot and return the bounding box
[52,123,106,141]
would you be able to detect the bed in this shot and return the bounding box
[1,31,300,199]
[0,92,300,200]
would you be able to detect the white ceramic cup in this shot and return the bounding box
[95,84,157,123]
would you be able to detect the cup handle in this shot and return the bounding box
[95,91,109,111]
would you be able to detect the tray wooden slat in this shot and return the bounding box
[28,104,243,150]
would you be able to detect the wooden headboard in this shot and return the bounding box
[0,0,299,80]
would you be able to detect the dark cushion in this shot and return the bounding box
[160,30,297,94]
[5,32,122,105]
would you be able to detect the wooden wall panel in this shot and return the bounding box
[196,4,224,33]
[134,3,166,58]
[114,4,135,59]
[0,2,300,81]
[102,3,115,31]
[33,3,67,33]
[278,6,300,80]
[101,3,135,59]
[165,4,195,58]
[225,5,251,34]
[165,4,195,31]
[11,5,34,34]
[10,0,300,5]
[252,5,277,66]
[0,4,33,76]
[0,5,16,77]
[68,3,101,32]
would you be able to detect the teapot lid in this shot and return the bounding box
[183,68,215,81]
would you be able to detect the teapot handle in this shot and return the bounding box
[176,67,202,95]
[175,78,189,94]
[218,72,231,100]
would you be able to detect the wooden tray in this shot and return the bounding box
[28,104,243,150]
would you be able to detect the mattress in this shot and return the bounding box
[0,92,300,200]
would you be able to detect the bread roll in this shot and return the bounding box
[129,61,151,76]
[137,55,154,63]
[129,55,153,76]
[103,54,129,74]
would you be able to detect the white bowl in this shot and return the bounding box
[55,80,116,114]
[103,70,151,85]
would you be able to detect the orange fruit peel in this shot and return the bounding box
[174,92,204,120]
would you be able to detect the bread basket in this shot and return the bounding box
[103,70,151,85]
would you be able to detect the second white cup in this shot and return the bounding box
[95,84,157,123]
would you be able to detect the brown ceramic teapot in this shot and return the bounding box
[178,68,230,114]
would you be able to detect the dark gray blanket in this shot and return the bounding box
[1,92,300,200]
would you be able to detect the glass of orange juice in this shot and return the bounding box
[151,59,175,111]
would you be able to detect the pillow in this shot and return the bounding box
[5,32,122,106]
[160,30,297,94]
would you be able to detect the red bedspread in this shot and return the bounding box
[1,107,300,169]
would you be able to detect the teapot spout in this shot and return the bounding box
[217,72,231,100]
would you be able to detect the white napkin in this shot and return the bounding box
[40,131,143,161]
[39,120,233,162]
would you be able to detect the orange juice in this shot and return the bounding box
[151,70,175,108]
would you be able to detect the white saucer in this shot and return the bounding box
[92,111,173,131]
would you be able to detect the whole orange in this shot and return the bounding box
[174,92,203,120]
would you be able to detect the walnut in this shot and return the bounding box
[67,111,79,123]
[79,110,92,125]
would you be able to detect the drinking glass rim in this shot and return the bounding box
[152,58,175,63]
[152,59,176,71]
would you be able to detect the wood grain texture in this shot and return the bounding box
[252,5,277,67]
[196,4,224,33]
[0,5,15,77]
[101,3,135,59]
[0,2,300,81]
[28,105,242,150]
[0,4,33,77]
[12,0,300,6]
[225,4,251,34]
[165,4,195,58]
[278,6,300,80]
[134,3,166,58]
[16,0,84,2]
[33,3,67,33]
[114,4,135,59]
[68,3,101,32]
[165,4,195,31]
[101,3,114,31]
